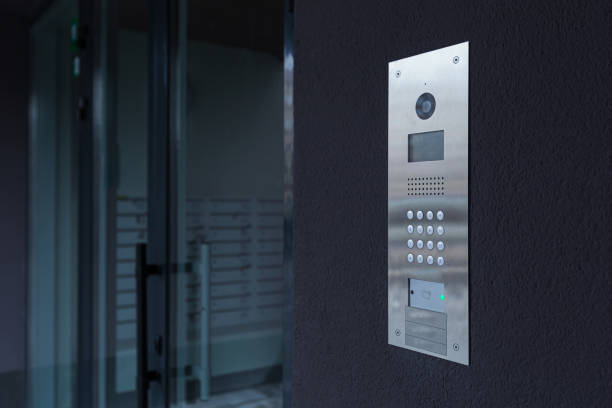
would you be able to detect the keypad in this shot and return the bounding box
[405,208,446,267]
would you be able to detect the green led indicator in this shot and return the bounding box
[440,294,445,300]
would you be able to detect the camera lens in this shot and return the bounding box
[415,93,436,120]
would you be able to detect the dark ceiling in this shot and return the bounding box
[119,0,284,57]
[1,0,284,57]
[0,0,53,21]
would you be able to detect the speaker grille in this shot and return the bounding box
[407,176,445,196]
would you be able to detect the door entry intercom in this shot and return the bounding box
[387,42,469,365]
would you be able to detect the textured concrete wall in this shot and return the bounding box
[293,1,611,406]
[0,13,29,408]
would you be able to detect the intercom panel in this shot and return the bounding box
[388,42,469,365]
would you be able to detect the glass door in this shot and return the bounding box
[166,1,293,407]
[81,0,293,407]
[88,0,167,407]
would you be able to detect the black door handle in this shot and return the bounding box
[136,243,162,408]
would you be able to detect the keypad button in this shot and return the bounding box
[437,241,445,251]
[437,210,444,221]
[426,211,434,220]
[407,253,414,263]
[437,225,445,236]
[407,225,414,233]
[407,239,414,248]
[437,257,444,266]
[427,255,434,265]
[417,255,423,264]
[416,240,424,249]
[426,241,434,250]
[426,225,434,235]
[407,210,414,220]
[416,210,423,220]
[416,225,424,235]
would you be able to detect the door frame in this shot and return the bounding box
[282,1,295,407]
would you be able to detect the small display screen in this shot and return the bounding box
[408,130,444,162]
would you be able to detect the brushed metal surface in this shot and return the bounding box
[388,42,469,365]
[405,306,447,330]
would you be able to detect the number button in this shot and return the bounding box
[426,225,434,235]
[437,241,445,251]
[416,225,424,235]
[437,225,445,236]
[426,211,434,220]
[417,254,424,264]
[416,240,424,249]
[437,210,444,221]
[437,257,444,266]
[426,241,434,250]
[407,253,414,263]
[427,256,434,265]
[407,225,414,233]
[416,210,423,220]
[406,210,414,220]
[407,239,414,248]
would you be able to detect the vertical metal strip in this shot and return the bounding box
[282,0,295,407]
[168,0,188,403]
[99,0,120,405]
[148,0,171,406]
[76,0,96,405]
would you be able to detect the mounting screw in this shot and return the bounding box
[452,56,460,64]
[395,329,401,336]
[452,343,460,351]
[394,70,401,78]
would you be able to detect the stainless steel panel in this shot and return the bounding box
[388,42,469,365]
[405,322,447,345]
[405,306,447,330]
[405,334,447,356]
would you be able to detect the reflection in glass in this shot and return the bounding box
[28,0,78,407]
[94,0,149,406]
[169,1,286,406]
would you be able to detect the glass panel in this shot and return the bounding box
[93,0,148,406]
[170,1,286,406]
[28,1,78,407]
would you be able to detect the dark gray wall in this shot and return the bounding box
[0,13,29,408]
[293,1,611,406]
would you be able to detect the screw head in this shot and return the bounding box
[452,343,460,351]
[453,56,460,64]
[395,329,401,336]
[395,70,401,78]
